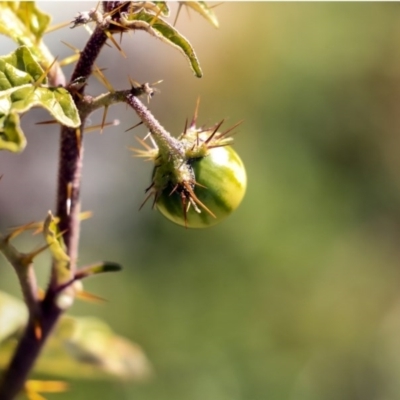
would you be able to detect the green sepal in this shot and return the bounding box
[0,302,152,381]
[43,211,71,284]
[0,46,80,153]
[121,11,202,78]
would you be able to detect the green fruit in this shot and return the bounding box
[155,145,247,228]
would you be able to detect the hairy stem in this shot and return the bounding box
[56,25,108,279]
[125,94,184,157]
[0,24,108,400]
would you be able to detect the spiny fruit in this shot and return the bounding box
[133,104,247,228]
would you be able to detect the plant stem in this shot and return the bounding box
[0,294,62,400]
[56,25,108,280]
[125,94,184,158]
[0,25,108,400]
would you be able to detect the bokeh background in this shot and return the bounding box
[3,2,400,399]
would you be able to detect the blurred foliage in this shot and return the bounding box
[3,2,400,400]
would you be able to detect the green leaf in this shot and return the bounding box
[0,291,27,343]
[51,316,152,380]
[0,112,26,152]
[0,46,80,153]
[0,2,51,44]
[121,11,203,78]
[0,312,152,381]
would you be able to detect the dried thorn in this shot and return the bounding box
[100,106,108,134]
[45,20,71,34]
[84,119,119,134]
[35,119,58,125]
[61,40,81,53]
[75,290,107,304]
[125,121,143,132]
[219,120,244,139]
[169,184,179,196]
[139,188,155,211]
[75,128,82,151]
[34,319,42,340]
[182,118,188,136]
[105,30,127,58]
[66,182,73,216]
[23,242,52,265]
[93,64,114,92]
[149,6,162,26]
[173,2,184,27]
[134,135,154,151]
[190,97,201,128]
[194,180,208,189]
[205,119,225,145]
[183,182,216,218]
[6,221,37,241]
[34,56,59,87]
[207,143,231,149]
[37,288,45,301]
[59,53,80,68]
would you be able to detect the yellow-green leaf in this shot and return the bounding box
[121,11,202,78]
[0,291,27,343]
[0,2,51,43]
[0,46,80,153]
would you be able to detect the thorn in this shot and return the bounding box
[93,64,114,92]
[169,184,179,196]
[183,182,216,218]
[125,121,143,132]
[75,128,82,150]
[173,3,184,26]
[66,183,72,216]
[45,20,72,34]
[59,53,80,68]
[83,119,119,134]
[6,221,37,241]
[182,118,188,136]
[35,119,58,125]
[191,97,201,128]
[60,40,81,53]
[105,30,127,58]
[34,57,59,87]
[34,319,42,340]
[75,290,107,304]
[139,185,155,210]
[100,105,108,134]
[23,242,52,265]
[37,288,45,301]
[149,6,162,26]
[205,119,225,145]
[219,120,244,139]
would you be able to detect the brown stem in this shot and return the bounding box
[56,25,108,280]
[0,24,108,400]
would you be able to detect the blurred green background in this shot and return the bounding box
[3,1,400,399]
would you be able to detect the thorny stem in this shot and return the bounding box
[125,94,184,158]
[55,25,108,278]
[0,5,174,398]
[0,24,109,400]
